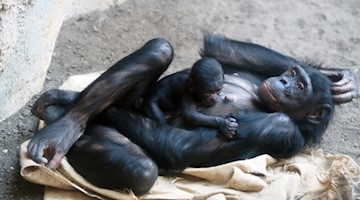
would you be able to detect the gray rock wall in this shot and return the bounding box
[0,0,73,122]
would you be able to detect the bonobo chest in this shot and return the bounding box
[169,74,262,127]
[199,74,261,117]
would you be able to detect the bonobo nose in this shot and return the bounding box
[280,77,289,85]
[203,97,218,107]
[211,94,219,103]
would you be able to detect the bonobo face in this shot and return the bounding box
[196,85,223,107]
[189,57,224,107]
[258,66,313,118]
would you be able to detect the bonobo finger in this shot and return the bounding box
[331,84,356,94]
[229,121,238,129]
[332,70,355,86]
[224,132,234,139]
[231,121,238,127]
[229,125,238,131]
[34,155,49,165]
[332,92,357,104]
[332,78,350,87]
[28,143,48,165]
[228,117,236,122]
[32,147,49,165]
[47,152,65,170]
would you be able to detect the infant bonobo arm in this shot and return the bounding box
[180,95,238,138]
[27,38,173,169]
[143,101,167,123]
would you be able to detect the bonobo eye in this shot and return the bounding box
[290,69,296,77]
[215,88,222,95]
[204,91,213,97]
[296,82,304,91]
[205,88,222,96]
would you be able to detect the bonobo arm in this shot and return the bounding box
[201,33,358,103]
[27,38,174,169]
[201,33,299,76]
[231,112,305,159]
[180,95,238,138]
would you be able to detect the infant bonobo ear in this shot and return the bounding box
[307,104,332,124]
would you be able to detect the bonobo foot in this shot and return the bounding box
[31,89,79,124]
[27,116,84,169]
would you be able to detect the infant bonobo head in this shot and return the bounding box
[188,57,224,107]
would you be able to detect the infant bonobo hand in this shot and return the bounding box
[216,117,239,139]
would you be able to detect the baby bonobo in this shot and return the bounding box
[142,57,238,138]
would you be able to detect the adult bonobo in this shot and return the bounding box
[28,34,357,195]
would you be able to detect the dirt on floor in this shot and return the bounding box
[0,0,359,199]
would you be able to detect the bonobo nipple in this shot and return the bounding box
[223,95,235,103]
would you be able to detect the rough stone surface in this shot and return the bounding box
[0,0,73,122]
[67,0,126,19]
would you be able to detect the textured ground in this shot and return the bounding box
[0,0,359,199]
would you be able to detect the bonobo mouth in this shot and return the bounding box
[259,81,277,102]
[258,81,283,112]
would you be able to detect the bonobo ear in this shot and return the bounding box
[307,104,332,124]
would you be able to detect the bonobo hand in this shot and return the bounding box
[27,118,84,170]
[320,68,358,104]
[216,117,239,139]
[332,70,358,103]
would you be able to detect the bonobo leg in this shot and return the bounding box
[31,93,159,194]
[67,125,158,195]
[101,107,224,170]
[28,38,174,169]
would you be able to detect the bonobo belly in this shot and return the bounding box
[199,74,260,117]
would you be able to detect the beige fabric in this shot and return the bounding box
[20,140,360,200]
[21,72,360,199]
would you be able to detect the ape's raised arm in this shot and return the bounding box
[201,33,299,76]
[201,33,358,104]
